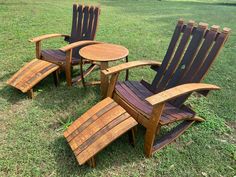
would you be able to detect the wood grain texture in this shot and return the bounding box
[7,59,59,93]
[115,81,196,125]
[64,97,137,165]
[59,40,103,52]
[41,50,81,66]
[29,34,69,43]
[102,60,161,76]
[146,83,220,106]
[79,43,129,61]
[107,19,231,157]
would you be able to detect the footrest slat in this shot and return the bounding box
[64,97,137,166]
[7,59,59,93]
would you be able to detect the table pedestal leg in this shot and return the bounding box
[100,61,108,99]
[125,56,129,81]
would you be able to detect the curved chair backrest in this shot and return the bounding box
[148,19,230,106]
[69,4,100,58]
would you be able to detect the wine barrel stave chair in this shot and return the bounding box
[102,19,231,157]
[7,4,102,98]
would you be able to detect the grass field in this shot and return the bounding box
[0,0,235,176]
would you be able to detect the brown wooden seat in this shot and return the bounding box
[102,19,231,157]
[115,81,194,125]
[7,59,59,98]
[41,50,80,66]
[64,97,137,167]
[30,4,102,86]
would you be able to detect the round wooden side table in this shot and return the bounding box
[79,43,129,98]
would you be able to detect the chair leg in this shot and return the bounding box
[80,58,85,87]
[87,157,96,168]
[53,70,59,87]
[128,126,136,147]
[27,88,34,99]
[144,125,160,158]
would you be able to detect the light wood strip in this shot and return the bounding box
[66,102,117,142]
[77,118,137,165]
[69,105,126,151]
[102,60,161,76]
[29,34,69,43]
[64,97,114,138]
[146,83,220,106]
[74,112,130,155]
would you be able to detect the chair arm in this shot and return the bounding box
[146,83,220,106]
[29,33,70,43]
[59,40,103,52]
[102,60,162,76]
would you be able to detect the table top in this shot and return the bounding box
[79,43,129,62]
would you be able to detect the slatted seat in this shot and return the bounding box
[115,81,194,125]
[64,97,137,167]
[41,50,80,66]
[7,59,59,98]
[102,19,231,157]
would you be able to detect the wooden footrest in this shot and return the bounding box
[7,59,59,93]
[64,97,138,166]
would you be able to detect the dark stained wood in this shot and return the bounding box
[64,97,137,166]
[166,23,208,89]
[155,21,195,93]
[41,49,82,65]
[150,19,184,91]
[27,88,34,99]
[153,120,195,152]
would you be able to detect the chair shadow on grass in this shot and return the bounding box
[50,126,147,175]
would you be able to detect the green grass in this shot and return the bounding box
[0,0,236,176]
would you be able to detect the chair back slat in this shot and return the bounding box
[179,27,218,85]
[173,27,229,106]
[90,7,100,40]
[151,20,184,90]
[70,4,100,58]
[146,20,230,107]
[166,23,208,89]
[71,4,79,42]
[154,21,195,93]
[85,6,95,40]
[81,6,89,40]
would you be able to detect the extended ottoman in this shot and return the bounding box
[64,97,138,167]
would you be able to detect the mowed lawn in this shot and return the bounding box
[0,0,235,176]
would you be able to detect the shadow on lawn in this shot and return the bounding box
[51,126,147,175]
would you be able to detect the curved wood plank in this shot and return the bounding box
[29,33,69,43]
[7,59,59,93]
[64,97,137,165]
[59,40,103,52]
[146,83,220,106]
[102,60,162,76]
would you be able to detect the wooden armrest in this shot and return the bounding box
[60,40,103,52]
[146,83,220,106]
[102,60,162,76]
[29,33,70,43]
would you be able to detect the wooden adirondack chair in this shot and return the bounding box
[102,20,231,157]
[29,4,101,86]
